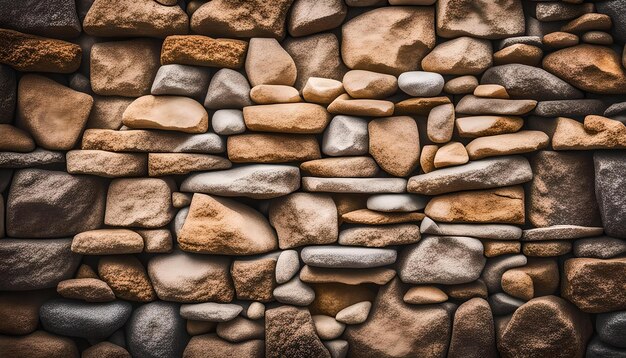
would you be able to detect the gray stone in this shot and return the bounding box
[587,336,626,358]
[40,299,132,340]
[481,64,583,101]
[69,73,92,95]
[366,194,428,212]
[0,64,16,123]
[498,36,543,50]
[522,225,605,241]
[338,224,420,247]
[203,69,252,109]
[211,109,246,135]
[301,246,397,268]
[398,71,444,97]
[181,165,300,199]
[595,151,626,238]
[127,301,188,358]
[456,95,537,115]
[481,254,527,293]
[574,237,626,259]
[525,16,564,38]
[288,0,347,37]
[322,115,368,156]
[0,238,81,290]
[6,169,105,238]
[180,303,242,322]
[0,149,65,168]
[407,156,532,195]
[151,64,210,100]
[420,217,522,240]
[0,0,81,39]
[302,177,407,193]
[597,311,626,348]
[276,250,300,284]
[273,276,315,306]
[488,293,525,315]
[596,0,626,42]
[398,236,486,284]
[605,102,626,118]
[533,99,606,118]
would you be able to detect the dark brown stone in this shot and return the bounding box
[448,298,497,358]
[0,331,79,358]
[265,305,330,358]
[563,257,626,313]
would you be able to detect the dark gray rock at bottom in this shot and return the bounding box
[574,237,626,259]
[127,301,188,358]
[533,99,606,118]
[489,293,525,316]
[605,102,626,117]
[481,64,583,101]
[0,239,81,290]
[6,169,106,238]
[40,299,132,340]
[596,0,626,43]
[587,336,626,358]
[0,149,65,168]
[0,64,16,123]
[594,151,626,238]
[597,311,626,348]
[151,64,211,100]
[0,0,81,38]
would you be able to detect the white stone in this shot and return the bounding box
[211,109,246,135]
[366,194,429,212]
[301,246,397,268]
[276,250,300,284]
[398,71,444,97]
[180,302,242,322]
[420,217,522,240]
[322,115,368,156]
[312,315,346,340]
[335,301,372,324]
[247,302,265,320]
[273,276,315,306]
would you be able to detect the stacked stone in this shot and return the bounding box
[1,0,626,357]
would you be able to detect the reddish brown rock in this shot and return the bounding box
[368,116,420,177]
[0,290,54,335]
[310,283,376,317]
[448,298,497,358]
[563,257,626,313]
[161,35,247,69]
[56,278,115,303]
[231,255,277,302]
[98,255,156,302]
[0,331,79,358]
[0,29,81,73]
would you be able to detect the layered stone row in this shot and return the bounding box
[1,0,626,357]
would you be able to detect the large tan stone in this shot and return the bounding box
[302,77,345,105]
[266,306,331,358]
[98,255,156,302]
[90,39,161,97]
[122,95,208,133]
[422,37,493,75]
[342,70,398,99]
[288,0,347,37]
[245,38,296,87]
[66,150,147,177]
[436,0,525,39]
[0,29,81,73]
[563,257,626,313]
[178,193,278,255]
[227,134,320,163]
[368,116,420,177]
[269,193,338,249]
[465,130,549,160]
[83,0,188,38]
[552,116,626,150]
[231,255,277,302]
[72,229,144,255]
[190,0,293,39]
[284,33,347,89]
[341,6,435,76]
[18,75,93,150]
[105,178,175,228]
[160,35,247,69]
[81,129,224,153]
[425,186,525,224]
[243,103,331,133]
[543,45,626,94]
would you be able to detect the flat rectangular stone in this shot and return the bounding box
[81,129,224,153]
[148,153,231,176]
[302,177,407,193]
[67,150,147,177]
[227,134,320,163]
[0,149,65,168]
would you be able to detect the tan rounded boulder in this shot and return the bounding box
[368,116,420,177]
[436,0,525,39]
[342,70,398,99]
[123,95,208,133]
[178,193,278,255]
[341,6,435,76]
[243,103,331,134]
[245,38,297,87]
[422,37,493,75]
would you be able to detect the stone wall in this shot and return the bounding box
[1,0,626,357]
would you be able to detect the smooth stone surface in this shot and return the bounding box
[335,301,371,324]
[40,299,132,340]
[327,94,394,117]
[313,315,346,340]
[302,77,345,105]
[456,116,523,138]
[301,246,397,268]
[216,316,264,342]
[398,71,444,97]
[211,110,246,135]
[594,151,626,238]
[407,156,532,195]
[151,64,210,99]
[284,33,347,90]
[180,303,242,322]
[122,95,208,133]
[322,115,368,156]
[366,194,428,213]
[302,177,407,193]
[0,239,81,290]
[422,37,492,75]
[403,286,448,304]
[203,69,252,109]
[341,7,435,76]
[245,38,296,87]
[244,103,331,134]
[224,134,316,162]
[273,276,316,306]
[300,157,379,178]
[127,301,188,358]
[369,116,420,177]
[276,250,300,284]
[436,0,525,39]
[421,217,522,240]
[434,142,469,168]
[181,165,300,199]
[250,85,301,104]
[586,336,626,358]
[465,130,549,160]
[72,229,143,255]
[489,292,525,316]
[82,129,224,153]
[398,236,486,284]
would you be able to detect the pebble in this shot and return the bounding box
[421,217,522,240]
[522,225,604,241]
[105,178,174,228]
[427,103,455,143]
[444,75,479,95]
[227,133,320,163]
[436,0,524,39]
[288,0,346,37]
[341,7,435,75]
[456,95,537,115]
[327,94,394,117]
[301,246,397,268]
[368,116,420,176]
[90,39,161,97]
[203,69,252,109]
[216,316,264,342]
[284,33,346,90]
[56,278,115,303]
[273,276,316,306]
[322,115,368,156]
[82,129,225,153]
[0,29,81,73]
[366,194,428,212]
[126,301,188,358]
[398,71,444,97]
[66,150,147,177]
[313,315,346,340]
[594,152,626,238]
[18,74,93,150]
[299,265,396,286]
[574,236,626,259]
[403,286,448,304]
[72,229,144,255]
[40,299,132,340]
[247,302,266,320]
[300,157,379,178]
[151,64,210,99]
[335,301,372,324]
[98,256,156,302]
[474,84,509,99]
[302,177,407,194]
[342,70,397,99]
[148,250,234,303]
[302,77,345,104]
[433,142,469,169]
[421,37,492,75]
[465,130,549,160]
[407,155,533,195]
[122,95,208,133]
[266,306,330,357]
[181,165,300,199]
[180,303,243,322]
[211,109,246,135]
[276,250,300,284]
[398,236,485,284]
[161,35,247,69]
[250,85,301,104]
[243,103,331,134]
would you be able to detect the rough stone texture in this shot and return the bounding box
[0,331,79,358]
[151,64,210,100]
[226,133,312,162]
[284,33,347,90]
[67,150,147,177]
[161,36,247,69]
[7,169,105,238]
[594,151,626,238]
[0,0,81,39]
[0,29,81,73]
[82,129,225,153]
[288,0,346,37]
[98,255,156,302]
[368,116,420,177]
[126,301,188,358]
[341,7,435,76]
[448,298,497,358]
[266,306,330,358]
[204,69,253,109]
[552,116,626,150]
[563,257,626,313]
[243,103,331,134]
[184,334,264,358]
[465,130,549,160]
[72,229,144,255]
[422,37,493,75]
[436,0,525,39]
[148,153,231,176]
[105,178,174,229]
[345,279,450,357]
[56,278,115,303]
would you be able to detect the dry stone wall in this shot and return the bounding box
[0,0,626,357]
